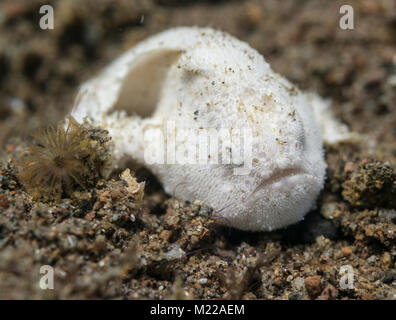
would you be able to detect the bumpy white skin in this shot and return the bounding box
[71,27,347,231]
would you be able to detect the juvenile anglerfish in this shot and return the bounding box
[71,27,351,231]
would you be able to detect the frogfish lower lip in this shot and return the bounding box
[257,167,307,190]
[243,167,309,204]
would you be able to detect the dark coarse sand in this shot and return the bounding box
[0,0,395,299]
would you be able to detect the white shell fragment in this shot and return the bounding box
[71,27,350,231]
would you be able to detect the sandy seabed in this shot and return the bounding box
[0,0,395,299]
